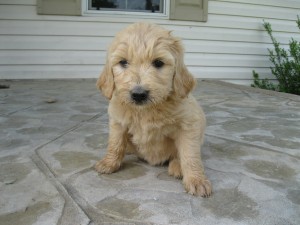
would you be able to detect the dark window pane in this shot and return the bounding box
[91,0,162,13]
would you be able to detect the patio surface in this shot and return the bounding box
[0,79,299,225]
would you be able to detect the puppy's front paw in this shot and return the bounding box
[183,177,212,197]
[94,158,121,174]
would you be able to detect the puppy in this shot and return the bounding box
[95,23,212,197]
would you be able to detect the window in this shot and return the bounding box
[37,0,208,22]
[88,0,164,14]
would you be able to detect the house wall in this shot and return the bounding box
[0,0,300,85]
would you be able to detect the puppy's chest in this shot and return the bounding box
[127,116,175,145]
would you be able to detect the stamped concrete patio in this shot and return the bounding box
[0,79,299,225]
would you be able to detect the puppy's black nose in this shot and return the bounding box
[130,86,149,104]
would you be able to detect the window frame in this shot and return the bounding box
[83,0,170,19]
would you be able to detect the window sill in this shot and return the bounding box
[83,10,168,20]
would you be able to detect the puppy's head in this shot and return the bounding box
[97,23,195,106]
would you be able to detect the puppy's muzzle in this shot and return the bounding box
[130,86,149,105]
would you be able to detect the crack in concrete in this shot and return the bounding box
[64,183,156,225]
[31,153,91,225]
[33,113,101,154]
[28,113,104,225]
[203,80,300,102]
[205,133,300,160]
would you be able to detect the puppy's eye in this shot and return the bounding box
[119,59,128,68]
[152,59,164,69]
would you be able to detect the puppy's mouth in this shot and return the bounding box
[130,86,150,105]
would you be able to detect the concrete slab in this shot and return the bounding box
[0,79,299,225]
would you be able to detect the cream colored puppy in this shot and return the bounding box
[95,23,212,197]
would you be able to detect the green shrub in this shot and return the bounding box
[251,17,300,95]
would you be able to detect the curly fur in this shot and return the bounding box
[95,23,212,197]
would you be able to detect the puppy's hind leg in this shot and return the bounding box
[175,130,212,197]
[95,121,127,174]
[168,158,183,179]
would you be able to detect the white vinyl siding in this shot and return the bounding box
[0,0,300,85]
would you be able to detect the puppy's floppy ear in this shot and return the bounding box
[96,60,114,100]
[172,39,196,98]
